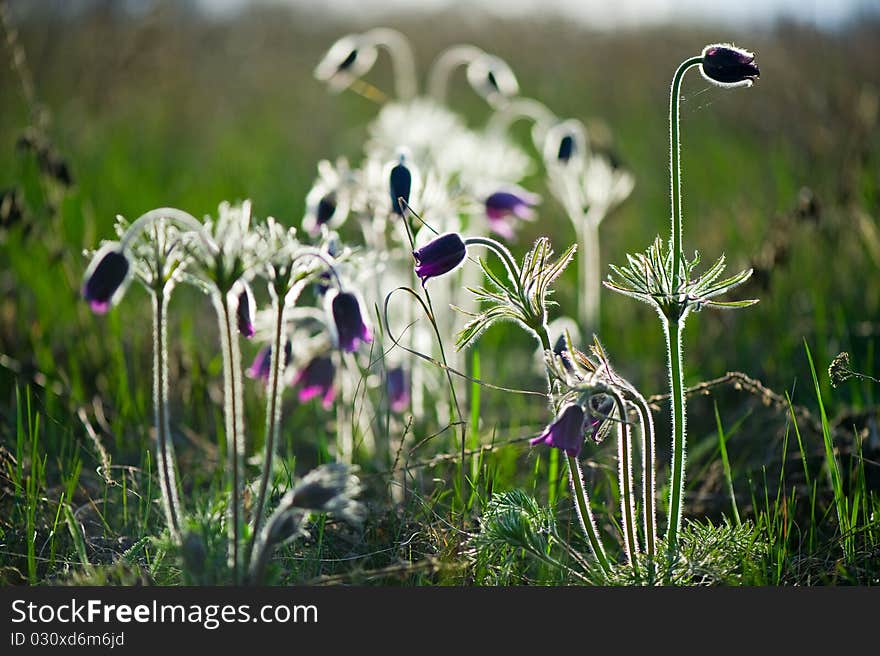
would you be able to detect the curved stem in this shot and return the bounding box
[427,44,485,103]
[664,316,687,558]
[669,57,702,291]
[362,27,417,100]
[567,455,611,575]
[486,97,557,143]
[152,287,182,543]
[121,207,218,255]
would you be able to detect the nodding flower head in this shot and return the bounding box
[529,403,587,458]
[328,290,372,352]
[82,243,130,314]
[293,355,336,409]
[389,157,412,215]
[412,232,467,285]
[484,187,540,239]
[466,54,519,106]
[314,34,378,93]
[387,366,410,413]
[236,283,255,339]
[544,119,587,168]
[246,341,292,385]
[700,44,759,87]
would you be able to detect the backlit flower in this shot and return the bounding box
[328,290,372,352]
[484,187,540,239]
[82,243,130,314]
[387,366,410,412]
[412,232,467,285]
[293,356,336,409]
[700,44,760,88]
[529,404,587,458]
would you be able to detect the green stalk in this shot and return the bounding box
[664,316,687,556]
[610,392,640,575]
[669,57,702,290]
[248,287,284,559]
[630,392,657,563]
[214,290,244,584]
[567,454,611,574]
[664,56,700,559]
[152,287,182,543]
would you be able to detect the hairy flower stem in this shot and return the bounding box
[669,57,703,290]
[214,291,245,583]
[664,317,687,558]
[151,287,182,543]
[566,455,611,574]
[629,391,657,566]
[609,391,640,575]
[248,288,285,561]
[665,56,701,558]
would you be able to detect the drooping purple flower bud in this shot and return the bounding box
[413,232,467,285]
[329,290,372,352]
[246,345,273,383]
[389,161,412,216]
[236,284,255,339]
[246,341,292,385]
[316,192,337,228]
[293,356,336,409]
[387,366,410,413]
[81,243,130,314]
[553,333,575,372]
[529,404,587,458]
[700,44,760,87]
[484,187,539,239]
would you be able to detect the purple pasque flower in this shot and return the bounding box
[293,356,336,409]
[529,403,587,458]
[386,366,410,413]
[82,243,130,314]
[236,283,256,339]
[389,159,412,216]
[484,187,539,239]
[412,232,467,285]
[700,44,759,87]
[246,340,292,384]
[328,290,372,352]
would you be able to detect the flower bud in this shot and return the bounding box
[236,283,255,339]
[328,290,372,352]
[389,159,412,216]
[82,243,130,314]
[412,232,467,285]
[293,356,336,409]
[700,44,759,88]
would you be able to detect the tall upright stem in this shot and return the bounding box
[666,56,700,558]
[151,287,182,543]
[610,391,640,575]
[630,391,656,562]
[249,289,284,555]
[669,57,702,290]
[567,455,611,575]
[664,317,687,555]
[214,290,244,583]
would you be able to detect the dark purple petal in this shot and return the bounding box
[389,162,412,215]
[412,232,467,285]
[236,287,255,338]
[331,291,372,352]
[82,247,129,314]
[701,44,759,86]
[316,192,337,227]
[293,356,336,409]
[246,346,273,384]
[387,366,410,413]
[529,404,586,458]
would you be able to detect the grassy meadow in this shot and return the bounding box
[1,1,880,585]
